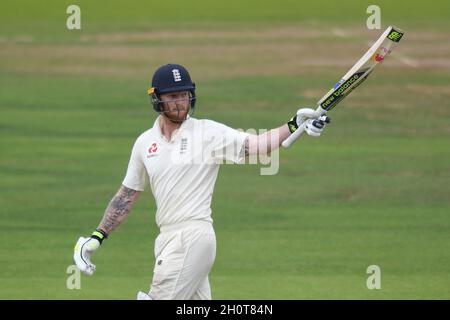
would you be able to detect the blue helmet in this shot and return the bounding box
[147,64,196,113]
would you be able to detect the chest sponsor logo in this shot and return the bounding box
[147,143,158,158]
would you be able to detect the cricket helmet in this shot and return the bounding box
[147,63,196,113]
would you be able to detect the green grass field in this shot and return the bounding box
[1,0,449,299]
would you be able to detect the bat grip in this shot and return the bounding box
[281,122,307,148]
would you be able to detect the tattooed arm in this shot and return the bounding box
[243,107,331,156]
[97,185,141,235]
[244,124,291,156]
[73,185,140,275]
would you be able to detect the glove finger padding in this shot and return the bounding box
[296,108,320,121]
[313,120,324,129]
[317,115,331,125]
[305,119,324,137]
[74,236,100,276]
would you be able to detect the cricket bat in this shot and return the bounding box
[282,25,404,148]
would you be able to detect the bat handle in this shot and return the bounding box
[282,122,307,148]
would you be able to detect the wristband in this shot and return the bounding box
[91,229,108,244]
[287,115,299,133]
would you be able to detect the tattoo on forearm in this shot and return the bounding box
[98,186,139,235]
[243,137,250,157]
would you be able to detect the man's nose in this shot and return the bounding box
[175,101,186,109]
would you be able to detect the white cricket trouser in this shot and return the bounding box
[147,220,216,300]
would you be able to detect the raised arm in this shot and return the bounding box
[245,107,330,156]
[245,124,291,156]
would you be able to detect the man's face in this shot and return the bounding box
[159,91,190,122]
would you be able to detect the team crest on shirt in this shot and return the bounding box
[180,138,188,154]
[147,143,159,158]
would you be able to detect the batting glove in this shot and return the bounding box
[73,229,108,276]
[304,115,331,137]
[287,107,330,137]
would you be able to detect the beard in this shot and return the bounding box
[161,105,190,123]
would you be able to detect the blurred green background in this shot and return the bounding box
[0,0,449,299]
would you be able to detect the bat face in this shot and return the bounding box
[387,29,404,42]
[281,26,404,148]
[317,26,404,112]
[320,70,368,111]
[373,46,390,62]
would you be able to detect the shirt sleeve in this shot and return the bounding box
[122,137,148,191]
[204,120,249,164]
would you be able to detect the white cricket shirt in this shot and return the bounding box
[122,116,249,228]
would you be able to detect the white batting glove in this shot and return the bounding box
[296,108,321,125]
[287,107,330,135]
[73,230,107,276]
[304,115,330,137]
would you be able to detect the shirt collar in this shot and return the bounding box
[153,115,192,143]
